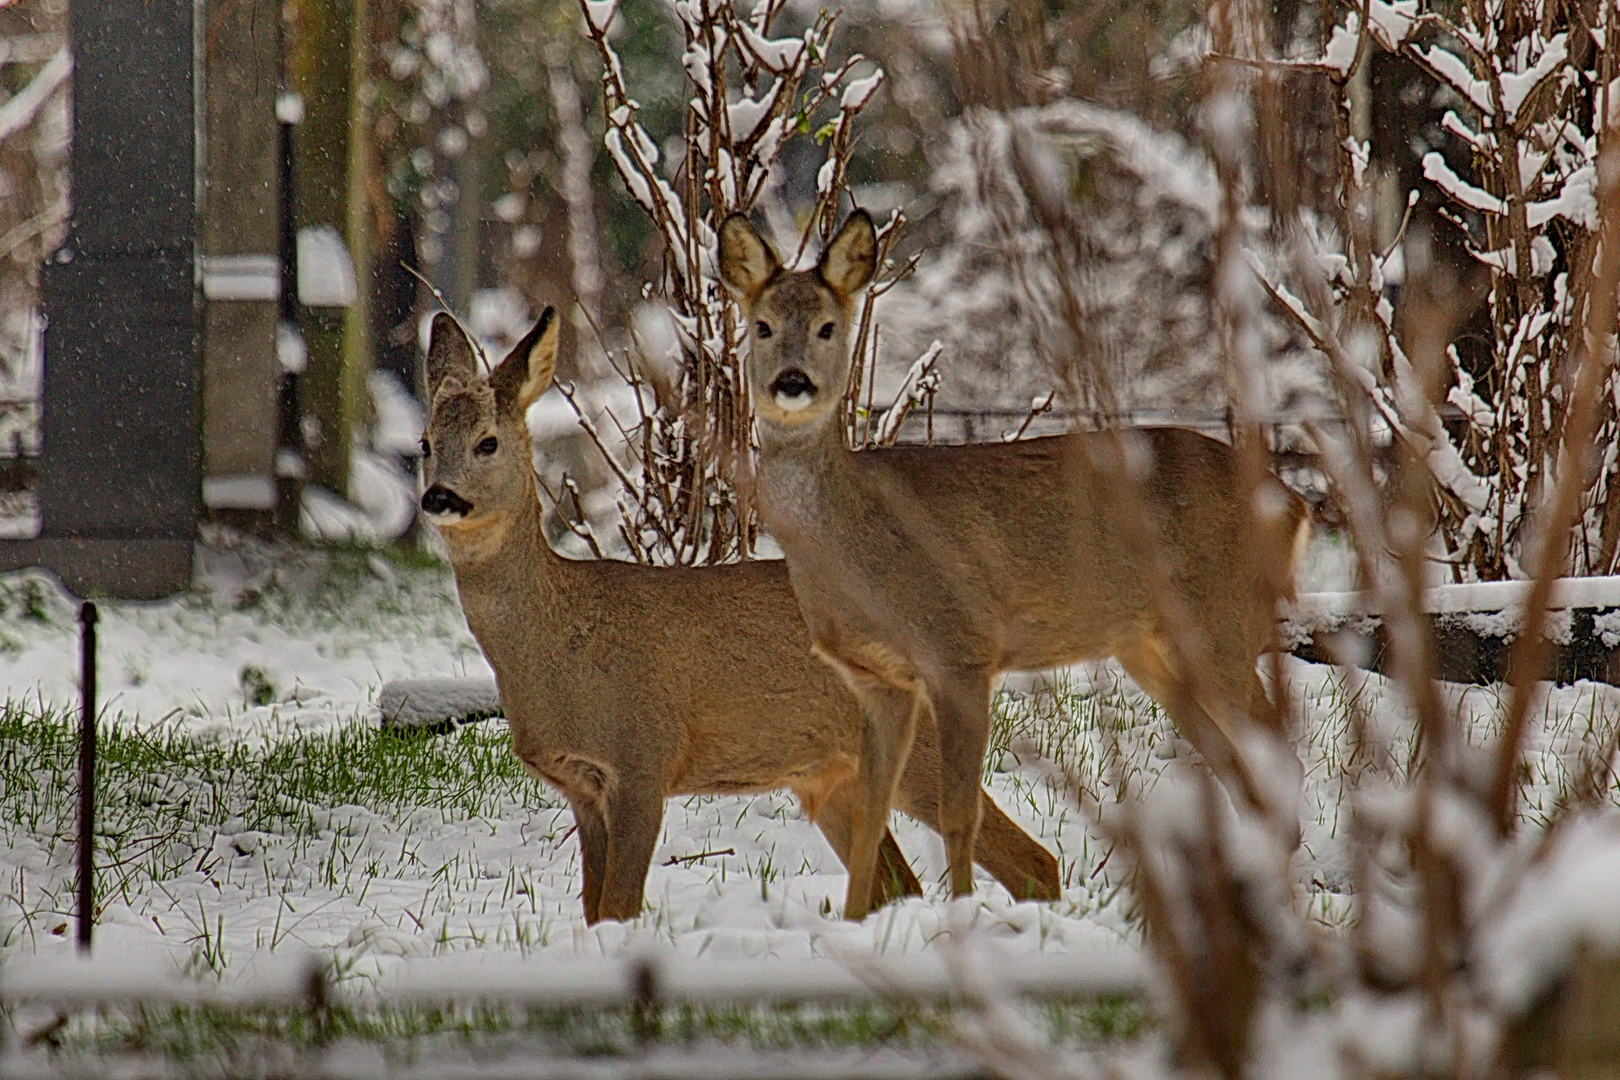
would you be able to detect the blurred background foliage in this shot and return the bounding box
[3,0,1606,579]
[371,0,1238,349]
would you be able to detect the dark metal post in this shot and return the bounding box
[275,92,308,535]
[630,956,659,1044]
[75,601,98,953]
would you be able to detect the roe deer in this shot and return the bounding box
[719,211,1311,919]
[418,307,1060,923]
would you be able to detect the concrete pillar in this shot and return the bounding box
[0,0,201,598]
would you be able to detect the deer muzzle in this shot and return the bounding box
[770,368,817,412]
[420,484,474,521]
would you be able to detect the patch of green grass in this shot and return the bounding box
[987,670,1168,790]
[0,699,544,829]
[0,698,553,940]
[1040,993,1153,1043]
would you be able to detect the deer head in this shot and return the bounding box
[717,211,876,435]
[419,307,557,528]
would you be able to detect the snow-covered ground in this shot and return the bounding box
[0,531,1616,1002]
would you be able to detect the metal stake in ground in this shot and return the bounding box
[76,600,97,953]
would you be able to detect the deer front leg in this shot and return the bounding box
[570,799,609,925]
[842,681,921,921]
[927,666,993,899]
[595,783,665,923]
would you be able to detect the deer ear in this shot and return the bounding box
[718,214,780,303]
[426,312,477,396]
[818,210,876,299]
[492,306,558,417]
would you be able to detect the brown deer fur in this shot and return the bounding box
[719,211,1311,919]
[419,308,1060,923]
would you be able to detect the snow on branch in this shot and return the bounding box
[582,0,616,33]
[1499,32,1567,122]
[735,20,805,70]
[1365,0,1419,48]
[873,342,943,447]
[1419,43,1494,114]
[1300,0,1620,579]
[1422,151,1507,214]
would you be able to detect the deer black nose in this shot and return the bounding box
[770,369,816,399]
[421,485,472,516]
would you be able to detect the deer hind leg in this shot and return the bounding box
[570,799,609,925]
[594,783,665,923]
[1119,635,1278,805]
[1116,636,1229,765]
[925,666,994,899]
[806,782,923,905]
[894,718,1059,902]
[972,794,1060,901]
[841,680,921,921]
[1176,600,1305,828]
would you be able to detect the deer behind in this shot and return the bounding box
[719,211,1310,919]
[418,307,1059,923]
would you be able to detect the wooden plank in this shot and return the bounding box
[287,0,366,497]
[1287,584,1620,686]
[199,0,283,511]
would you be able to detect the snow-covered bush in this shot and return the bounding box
[1285,0,1619,582]
[875,101,1328,421]
[0,4,69,456]
[576,0,885,564]
[909,0,1620,1072]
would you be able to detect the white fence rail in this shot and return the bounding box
[1295,575,1620,617]
[0,947,1149,1080]
[0,947,1148,1012]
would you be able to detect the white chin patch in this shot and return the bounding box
[775,391,814,413]
[422,510,467,525]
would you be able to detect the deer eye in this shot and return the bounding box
[475,436,499,456]
[817,322,835,340]
[755,321,773,339]
[420,438,431,458]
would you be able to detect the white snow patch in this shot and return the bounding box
[1500,33,1567,122]
[1320,20,1361,76]
[301,451,417,545]
[584,0,616,33]
[368,370,425,458]
[380,677,500,728]
[1595,608,1620,648]
[296,225,357,308]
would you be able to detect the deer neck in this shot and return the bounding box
[756,414,852,537]
[438,462,568,632]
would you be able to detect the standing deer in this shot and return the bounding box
[719,211,1310,919]
[418,307,1059,923]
